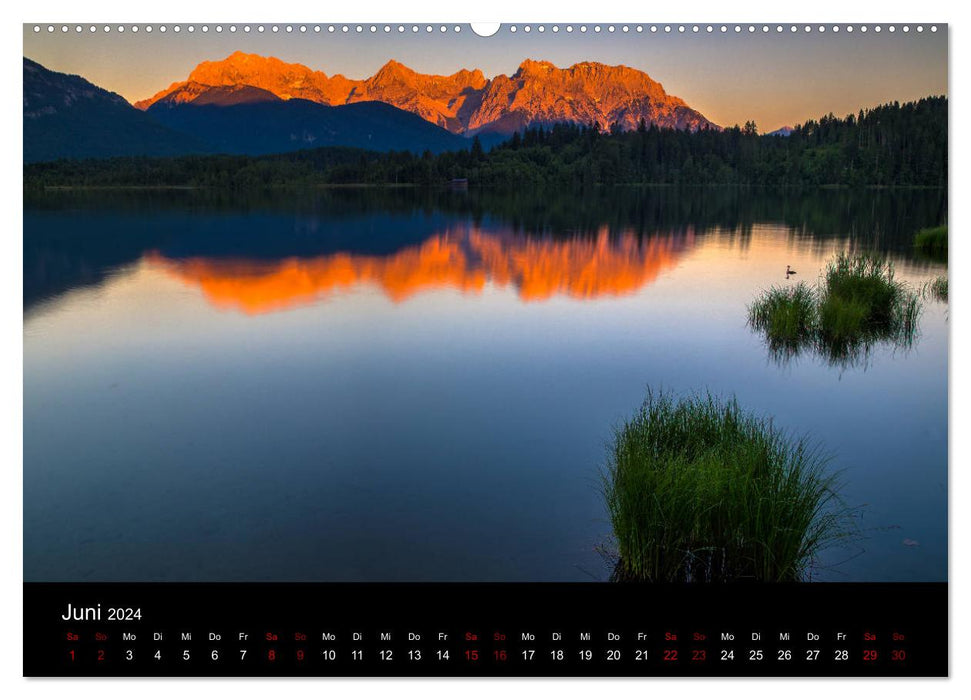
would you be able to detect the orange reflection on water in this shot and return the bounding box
[145,227,693,314]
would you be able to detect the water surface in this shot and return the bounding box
[24,187,948,581]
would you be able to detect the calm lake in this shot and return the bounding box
[23,187,948,582]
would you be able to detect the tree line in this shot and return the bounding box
[24,96,946,189]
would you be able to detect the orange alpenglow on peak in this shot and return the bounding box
[134,52,342,107]
[134,53,717,134]
[146,228,693,315]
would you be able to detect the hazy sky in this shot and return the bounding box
[23,24,947,132]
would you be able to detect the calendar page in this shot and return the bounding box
[22,20,948,677]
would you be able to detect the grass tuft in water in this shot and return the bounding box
[924,275,948,303]
[914,225,948,262]
[747,283,816,360]
[603,390,849,583]
[747,252,921,367]
[816,253,920,361]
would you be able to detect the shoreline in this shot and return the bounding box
[28,182,949,193]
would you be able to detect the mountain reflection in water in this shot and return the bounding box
[146,227,693,313]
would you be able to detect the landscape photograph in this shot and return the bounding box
[23,24,947,584]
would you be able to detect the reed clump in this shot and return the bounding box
[816,253,920,361]
[914,225,948,261]
[924,275,948,303]
[746,283,816,361]
[748,252,921,366]
[603,390,848,583]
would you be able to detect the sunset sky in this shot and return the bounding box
[23,23,947,132]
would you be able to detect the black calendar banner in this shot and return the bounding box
[24,582,948,676]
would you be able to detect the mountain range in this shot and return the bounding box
[23,57,467,162]
[137,52,717,135]
[24,53,717,163]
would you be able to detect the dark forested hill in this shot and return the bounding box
[145,98,468,156]
[23,58,206,163]
[24,96,946,189]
